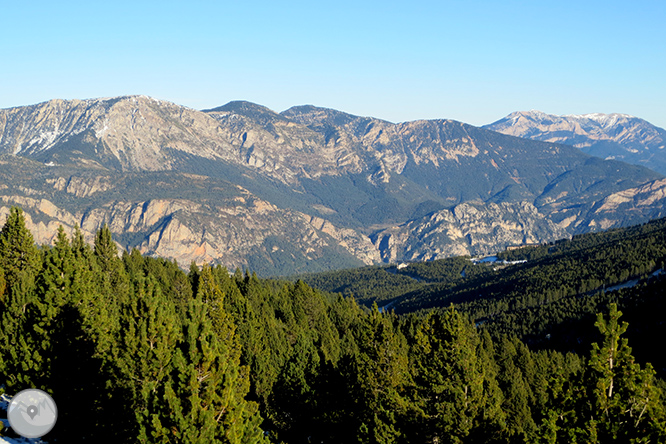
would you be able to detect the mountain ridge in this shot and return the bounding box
[0,96,664,274]
[484,110,666,174]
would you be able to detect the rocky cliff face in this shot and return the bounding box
[0,96,235,171]
[0,97,664,274]
[371,201,567,262]
[0,173,375,275]
[484,110,666,174]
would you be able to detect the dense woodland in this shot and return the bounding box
[300,219,666,376]
[0,206,665,443]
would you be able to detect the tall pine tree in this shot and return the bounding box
[0,207,43,392]
[409,307,504,443]
[151,264,266,443]
[581,303,666,442]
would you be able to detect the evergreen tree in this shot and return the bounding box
[152,264,266,443]
[0,207,41,286]
[90,223,128,358]
[267,331,323,442]
[409,307,504,443]
[0,207,43,392]
[495,335,537,441]
[47,225,128,442]
[94,222,129,302]
[344,305,411,444]
[31,226,74,387]
[580,303,666,442]
[115,274,182,442]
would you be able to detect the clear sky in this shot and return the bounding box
[1,0,664,128]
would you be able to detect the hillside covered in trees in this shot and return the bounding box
[300,218,666,376]
[0,206,665,443]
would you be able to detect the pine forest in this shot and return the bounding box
[0,206,665,444]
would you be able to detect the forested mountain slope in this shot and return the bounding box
[300,217,666,376]
[0,207,664,443]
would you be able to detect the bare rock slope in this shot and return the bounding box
[484,110,666,174]
[0,97,664,274]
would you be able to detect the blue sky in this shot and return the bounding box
[1,0,664,128]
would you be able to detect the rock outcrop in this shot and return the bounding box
[0,97,664,274]
[371,201,566,262]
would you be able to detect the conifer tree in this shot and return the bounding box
[0,207,41,286]
[44,227,112,441]
[410,307,504,443]
[90,223,129,358]
[115,274,182,442]
[345,304,410,444]
[267,332,322,442]
[31,226,74,386]
[152,264,266,444]
[0,207,43,391]
[94,223,129,301]
[495,335,537,439]
[70,225,106,341]
[580,303,666,442]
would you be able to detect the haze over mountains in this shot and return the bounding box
[485,110,666,175]
[0,96,665,275]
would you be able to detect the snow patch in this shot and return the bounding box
[605,279,640,292]
[472,255,527,266]
[94,119,110,138]
[473,255,498,263]
[563,112,634,128]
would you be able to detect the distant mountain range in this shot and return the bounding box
[0,96,664,275]
[484,110,666,174]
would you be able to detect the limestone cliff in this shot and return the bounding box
[0,186,372,275]
[0,97,664,275]
[371,201,567,262]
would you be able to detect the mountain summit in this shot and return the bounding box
[484,110,666,174]
[0,97,665,274]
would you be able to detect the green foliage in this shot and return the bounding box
[581,304,666,442]
[0,207,43,392]
[345,306,411,443]
[1,206,665,444]
[408,308,504,443]
[296,265,422,305]
[397,255,492,284]
[534,304,666,443]
[0,207,41,285]
[302,217,666,377]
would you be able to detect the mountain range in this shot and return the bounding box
[484,110,666,174]
[0,96,665,275]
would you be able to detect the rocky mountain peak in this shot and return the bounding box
[484,110,666,175]
[499,110,639,129]
[281,105,389,128]
[0,95,234,171]
[1,96,665,274]
[204,101,289,125]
